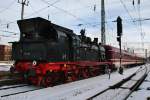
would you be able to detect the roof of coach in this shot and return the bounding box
[104,45,136,56]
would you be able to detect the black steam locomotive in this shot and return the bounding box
[11,17,144,86]
[12,17,107,86]
[12,17,105,62]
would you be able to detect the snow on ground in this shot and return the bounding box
[0,86,38,97]
[0,65,144,100]
[0,65,11,71]
[0,62,13,66]
[0,63,12,71]
[92,65,147,100]
[93,88,130,100]
[127,64,150,100]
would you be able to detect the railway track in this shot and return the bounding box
[0,68,24,86]
[87,65,149,100]
[0,84,29,90]
[0,71,42,98]
[0,84,42,98]
[0,77,26,87]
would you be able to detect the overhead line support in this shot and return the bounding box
[101,0,106,44]
[18,0,29,20]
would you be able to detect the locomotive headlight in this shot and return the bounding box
[32,60,37,66]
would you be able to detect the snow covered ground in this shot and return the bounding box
[0,63,12,71]
[0,65,146,100]
[92,64,148,100]
[0,62,13,66]
[0,85,39,97]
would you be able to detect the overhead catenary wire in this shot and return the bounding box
[73,0,114,40]
[0,6,51,27]
[0,0,62,27]
[1,0,148,29]
[104,1,116,43]
[40,0,92,26]
[0,30,19,34]
[0,20,17,27]
[119,0,145,50]
[28,3,92,19]
[137,0,145,49]
[0,1,148,38]
[133,18,150,22]
[77,0,94,12]
[0,0,64,41]
[74,17,147,28]
[0,34,18,38]
[0,29,18,39]
[25,5,50,18]
[73,0,102,27]
[132,0,139,19]
[25,0,60,18]
[0,0,17,14]
[119,0,137,26]
[28,2,37,15]
[1,9,149,29]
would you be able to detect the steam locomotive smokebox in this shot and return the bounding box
[12,42,47,61]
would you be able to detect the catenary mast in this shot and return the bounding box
[101,0,106,44]
[18,0,29,20]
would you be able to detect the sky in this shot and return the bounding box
[0,0,150,56]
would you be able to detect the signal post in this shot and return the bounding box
[116,16,123,74]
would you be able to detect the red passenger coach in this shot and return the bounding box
[104,45,145,68]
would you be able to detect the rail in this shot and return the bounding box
[123,65,149,100]
[87,65,148,100]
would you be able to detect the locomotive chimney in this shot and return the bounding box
[80,29,85,36]
[80,29,86,42]
[93,38,98,44]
